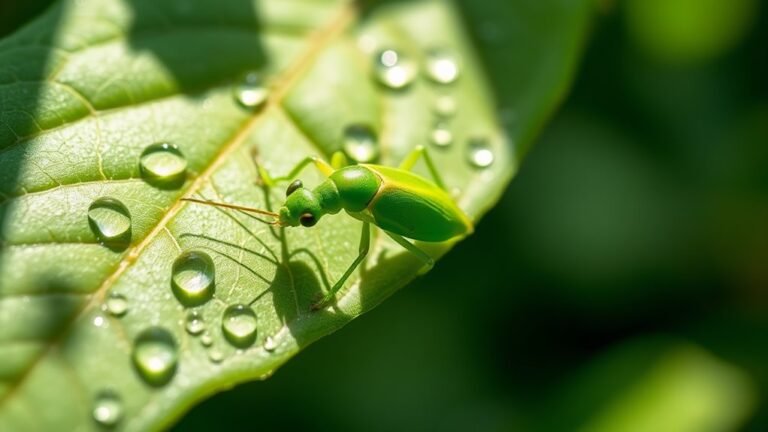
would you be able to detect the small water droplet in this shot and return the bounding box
[88,197,131,248]
[234,72,269,110]
[185,310,205,335]
[466,138,495,169]
[92,390,123,427]
[425,49,460,84]
[132,327,178,386]
[105,292,128,317]
[208,349,224,364]
[433,95,457,118]
[430,123,453,148]
[139,142,187,187]
[263,336,277,352]
[171,250,215,307]
[222,304,257,348]
[200,331,213,347]
[343,124,379,163]
[93,315,106,328]
[374,49,417,90]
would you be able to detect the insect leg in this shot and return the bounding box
[256,156,335,188]
[398,145,446,191]
[330,151,350,169]
[383,231,435,271]
[312,221,371,310]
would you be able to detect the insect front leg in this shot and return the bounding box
[312,221,371,310]
[254,156,335,188]
[383,231,435,271]
[398,145,447,191]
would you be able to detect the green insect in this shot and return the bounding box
[184,145,473,309]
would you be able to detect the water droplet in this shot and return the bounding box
[92,390,123,427]
[425,49,460,84]
[263,336,277,352]
[430,123,453,148]
[139,142,187,187]
[374,49,417,90]
[132,327,178,386]
[235,72,269,110]
[105,292,128,317]
[185,310,205,335]
[93,315,106,328]
[171,250,215,307]
[200,331,213,347]
[222,304,257,348]
[88,197,131,248]
[433,95,457,118]
[343,124,379,163]
[208,349,224,364]
[466,138,495,169]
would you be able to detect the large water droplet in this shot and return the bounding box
[139,143,187,187]
[374,49,417,90]
[263,335,277,352]
[104,292,128,317]
[343,124,379,163]
[132,327,178,386]
[92,390,123,427]
[222,304,257,348]
[185,310,205,335]
[425,49,460,84]
[234,72,269,110]
[430,123,453,148]
[433,95,457,118]
[466,138,495,169]
[171,251,215,307]
[88,197,131,248]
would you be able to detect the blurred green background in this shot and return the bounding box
[174,0,768,430]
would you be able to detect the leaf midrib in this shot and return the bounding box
[0,1,355,408]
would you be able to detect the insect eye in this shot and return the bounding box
[299,213,316,227]
[286,180,303,197]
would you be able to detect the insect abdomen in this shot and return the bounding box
[365,165,472,242]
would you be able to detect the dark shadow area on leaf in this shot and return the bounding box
[0,0,56,37]
[0,2,66,294]
[125,0,268,95]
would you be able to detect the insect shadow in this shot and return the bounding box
[180,178,357,348]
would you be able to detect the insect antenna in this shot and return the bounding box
[181,197,279,218]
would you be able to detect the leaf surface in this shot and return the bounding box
[0,0,592,430]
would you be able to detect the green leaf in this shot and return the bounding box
[0,0,591,430]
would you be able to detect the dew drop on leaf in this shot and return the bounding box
[185,310,205,335]
[200,331,213,347]
[104,292,128,317]
[374,49,417,89]
[139,142,187,187]
[88,197,132,248]
[208,349,224,364]
[263,335,277,352]
[343,124,379,163]
[430,123,453,148]
[171,251,215,307]
[425,49,460,84]
[433,95,457,118]
[466,138,495,169]
[222,304,257,348]
[92,390,123,427]
[132,327,178,386]
[234,72,269,110]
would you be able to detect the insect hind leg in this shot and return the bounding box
[383,231,435,271]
